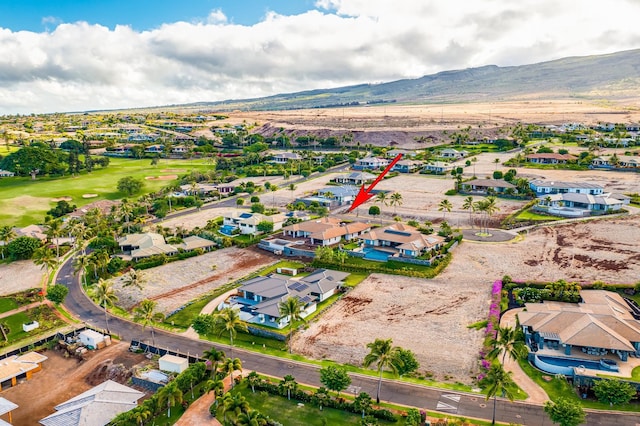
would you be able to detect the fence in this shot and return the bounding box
[129,340,204,364]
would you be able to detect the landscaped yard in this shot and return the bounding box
[515,210,562,221]
[0,157,213,227]
[0,305,67,347]
[0,298,18,313]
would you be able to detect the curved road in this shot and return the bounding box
[56,254,635,425]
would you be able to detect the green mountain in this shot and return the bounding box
[189,49,640,111]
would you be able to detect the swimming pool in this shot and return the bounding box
[534,355,618,376]
[363,247,390,262]
[220,225,236,236]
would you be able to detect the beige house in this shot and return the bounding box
[282,218,371,246]
[359,223,445,258]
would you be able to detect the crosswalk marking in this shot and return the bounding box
[436,401,457,411]
[442,394,461,402]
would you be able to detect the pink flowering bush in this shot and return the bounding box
[477,280,503,382]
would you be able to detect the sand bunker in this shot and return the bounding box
[160,169,185,173]
[51,196,73,202]
[145,175,178,181]
[82,193,98,198]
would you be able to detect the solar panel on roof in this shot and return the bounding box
[239,213,252,218]
[385,230,412,236]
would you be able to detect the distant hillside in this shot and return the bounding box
[187,49,640,111]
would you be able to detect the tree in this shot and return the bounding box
[212,307,248,358]
[222,357,242,390]
[488,325,526,364]
[593,378,636,406]
[222,392,250,423]
[368,205,381,223]
[236,409,267,426]
[288,183,296,201]
[313,387,331,411]
[192,314,214,335]
[544,397,586,426]
[247,371,261,393]
[363,338,403,403]
[438,199,453,219]
[95,278,118,332]
[0,226,16,260]
[73,253,90,285]
[319,365,351,397]
[203,346,226,378]
[278,296,306,353]
[353,392,373,418]
[122,269,146,290]
[484,364,516,425]
[7,236,41,260]
[117,176,144,196]
[158,381,183,418]
[134,299,164,346]
[33,246,57,288]
[375,191,388,206]
[389,192,403,214]
[46,284,68,305]
[205,377,224,408]
[314,246,334,262]
[335,250,348,265]
[279,374,298,400]
[256,221,274,233]
[396,348,420,376]
[133,407,151,426]
[462,196,475,227]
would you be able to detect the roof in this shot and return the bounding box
[463,179,515,189]
[530,180,604,190]
[359,224,445,248]
[0,398,18,416]
[545,193,624,206]
[179,236,216,251]
[526,153,577,160]
[159,354,188,365]
[79,329,104,341]
[318,186,358,198]
[342,171,376,180]
[0,351,48,383]
[40,380,144,426]
[117,232,166,249]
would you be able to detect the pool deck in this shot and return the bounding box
[534,347,640,379]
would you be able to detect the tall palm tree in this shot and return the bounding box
[488,325,527,364]
[222,357,242,389]
[118,199,134,233]
[134,299,164,346]
[278,296,306,354]
[375,191,388,206]
[389,192,403,215]
[205,377,224,408]
[483,196,499,232]
[288,183,296,201]
[33,246,57,289]
[438,199,453,220]
[73,254,91,287]
[462,196,475,227]
[122,269,146,290]
[485,364,516,425]
[91,250,110,278]
[279,374,297,400]
[158,381,183,418]
[212,307,248,359]
[45,218,63,261]
[95,278,118,332]
[203,347,226,378]
[0,226,16,260]
[363,338,403,404]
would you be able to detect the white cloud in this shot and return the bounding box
[1,0,639,114]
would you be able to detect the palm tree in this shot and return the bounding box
[0,226,16,260]
[236,409,267,426]
[313,387,331,411]
[353,392,373,418]
[122,269,146,290]
[247,371,261,393]
[288,183,296,201]
[375,191,388,206]
[73,254,91,287]
[483,196,499,232]
[45,218,63,261]
[133,407,151,426]
[363,338,402,404]
[485,364,516,425]
[203,347,226,378]
[205,377,224,407]
[488,325,527,364]
[278,296,306,353]
[94,278,118,332]
[33,246,57,291]
[158,381,183,418]
[335,250,348,265]
[134,299,164,346]
[222,393,250,424]
[279,374,298,400]
[222,357,242,389]
[212,307,248,358]
[118,199,134,233]
[494,158,500,170]
[438,199,453,220]
[389,192,403,215]
[462,196,475,227]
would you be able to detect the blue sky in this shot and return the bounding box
[0,0,317,31]
[0,0,639,114]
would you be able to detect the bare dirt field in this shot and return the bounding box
[112,247,277,314]
[0,260,43,295]
[293,214,640,384]
[2,341,147,425]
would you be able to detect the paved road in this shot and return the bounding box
[56,252,637,425]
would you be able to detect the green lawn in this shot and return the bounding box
[515,210,562,221]
[0,157,214,227]
[0,298,18,314]
[342,272,369,287]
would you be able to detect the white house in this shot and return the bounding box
[529,180,604,195]
[272,152,302,164]
[353,157,390,170]
[423,161,454,174]
[223,211,285,235]
[440,149,467,159]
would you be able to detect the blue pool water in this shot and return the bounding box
[363,247,390,261]
[220,225,236,236]
[535,355,617,375]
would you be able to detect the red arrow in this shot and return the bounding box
[348,153,403,211]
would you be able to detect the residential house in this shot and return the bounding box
[317,186,358,206]
[520,290,640,364]
[591,155,640,169]
[460,179,516,194]
[178,236,216,252]
[439,148,467,159]
[222,211,285,235]
[0,170,14,178]
[526,153,577,164]
[281,217,371,246]
[117,232,177,260]
[353,157,390,170]
[358,224,445,258]
[423,161,454,174]
[333,172,376,186]
[13,224,47,242]
[392,159,422,173]
[386,149,413,158]
[68,200,119,220]
[272,152,302,164]
[228,269,349,328]
[536,193,624,217]
[39,380,144,426]
[529,180,604,195]
[212,127,237,135]
[179,182,235,196]
[0,352,47,391]
[144,144,164,154]
[171,145,188,154]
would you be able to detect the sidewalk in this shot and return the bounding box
[500,308,549,404]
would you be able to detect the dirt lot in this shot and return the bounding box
[2,341,147,426]
[293,214,640,384]
[112,246,277,314]
[0,260,44,295]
